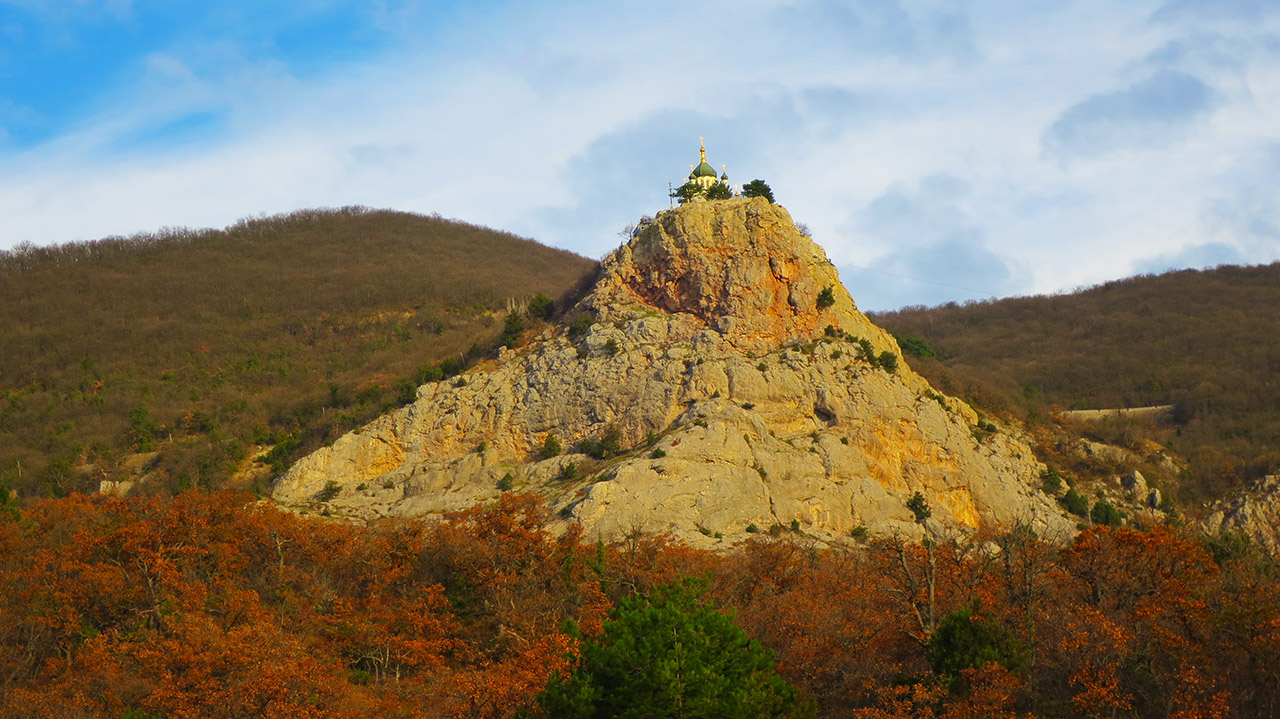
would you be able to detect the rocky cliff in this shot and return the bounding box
[1202,475,1280,554]
[272,198,1073,546]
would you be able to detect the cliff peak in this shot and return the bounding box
[588,197,878,355]
[272,200,1073,547]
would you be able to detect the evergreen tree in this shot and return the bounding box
[742,179,775,203]
[537,580,802,719]
[926,606,1027,690]
[706,181,733,200]
[671,181,702,203]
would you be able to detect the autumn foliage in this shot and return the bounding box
[1,492,1278,718]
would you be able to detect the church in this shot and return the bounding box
[674,139,734,203]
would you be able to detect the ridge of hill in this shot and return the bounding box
[274,198,1075,545]
[871,263,1280,504]
[0,207,597,498]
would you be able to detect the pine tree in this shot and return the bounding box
[537,580,803,719]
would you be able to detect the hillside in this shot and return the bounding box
[871,263,1280,503]
[0,207,597,498]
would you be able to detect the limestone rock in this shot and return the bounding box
[1147,488,1162,509]
[1203,475,1280,554]
[1119,471,1148,500]
[272,198,1074,546]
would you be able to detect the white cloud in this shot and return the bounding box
[1,0,1279,311]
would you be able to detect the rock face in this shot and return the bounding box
[273,198,1073,546]
[1203,475,1280,554]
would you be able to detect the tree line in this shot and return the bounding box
[1,490,1276,718]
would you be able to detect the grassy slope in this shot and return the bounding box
[0,207,597,497]
[872,262,1280,503]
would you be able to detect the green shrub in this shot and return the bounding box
[577,427,624,460]
[1206,531,1253,565]
[906,492,932,524]
[1040,468,1063,495]
[893,334,937,359]
[850,525,868,539]
[568,312,594,337]
[790,518,801,531]
[1090,499,1125,527]
[500,313,525,349]
[650,448,666,459]
[540,433,562,459]
[746,523,760,533]
[816,286,836,310]
[878,351,898,373]
[1061,488,1089,516]
[604,338,620,355]
[438,356,463,378]
[315,480,342,502]
[557,462,579,482]
[856,339,876,364]
[526,292,555,320]
[496,472,515,491]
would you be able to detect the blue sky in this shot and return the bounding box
[1,0,1277,311]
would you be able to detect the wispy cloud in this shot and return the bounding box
[1042,70,1217,160]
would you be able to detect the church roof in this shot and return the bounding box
[691,140,718,177]
[692,160,718,178]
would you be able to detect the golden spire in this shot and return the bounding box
[700,136,706,163]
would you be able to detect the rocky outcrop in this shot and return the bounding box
[1203,475,1280,555]
[273,198,1073,546]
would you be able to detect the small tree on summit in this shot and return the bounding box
[671,181,702,203]
[705,181,734,200]
[742,179,775,203]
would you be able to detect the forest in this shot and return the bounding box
[1,490,1275,719]
[0,208,596,499]
[872,262,1280,504]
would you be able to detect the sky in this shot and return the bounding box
[1,0,1277,311]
